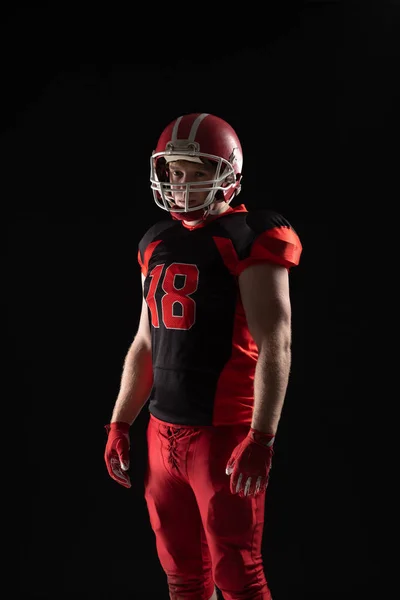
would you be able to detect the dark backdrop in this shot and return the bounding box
[6,1,398,598]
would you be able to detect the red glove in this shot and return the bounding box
[104,421,131,488]
[225,428,275,497]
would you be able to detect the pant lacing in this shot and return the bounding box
[165,426,197,470]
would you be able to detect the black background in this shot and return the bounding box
[6,1,399,598]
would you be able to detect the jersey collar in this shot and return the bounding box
[181,204,248,230]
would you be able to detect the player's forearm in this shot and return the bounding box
[110,338,153,425]
[251,329,292,435]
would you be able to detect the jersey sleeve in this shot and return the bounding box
[236,210,303,275]
[137,227,158,278]
[137,248,145,275]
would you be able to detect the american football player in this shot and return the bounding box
[105,113,303,599]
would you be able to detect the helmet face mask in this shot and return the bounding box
[150,113,243,217]
[151,152,237,214]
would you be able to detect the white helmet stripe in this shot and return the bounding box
[171,116,182,141]
[171,113,209,142]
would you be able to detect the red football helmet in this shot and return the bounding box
[150,113,243,219]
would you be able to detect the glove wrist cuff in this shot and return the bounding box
[249,428,275,447]
[105,421,130,435]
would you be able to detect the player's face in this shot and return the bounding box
[168,160,216,208]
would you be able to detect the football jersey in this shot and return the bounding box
[137,204,302,426]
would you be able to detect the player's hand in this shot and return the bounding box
[225,428,275,498]
[104,421,131,488]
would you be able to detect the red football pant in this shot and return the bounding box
[144,414,272,600]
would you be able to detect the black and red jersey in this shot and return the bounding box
[137,204,302,426]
